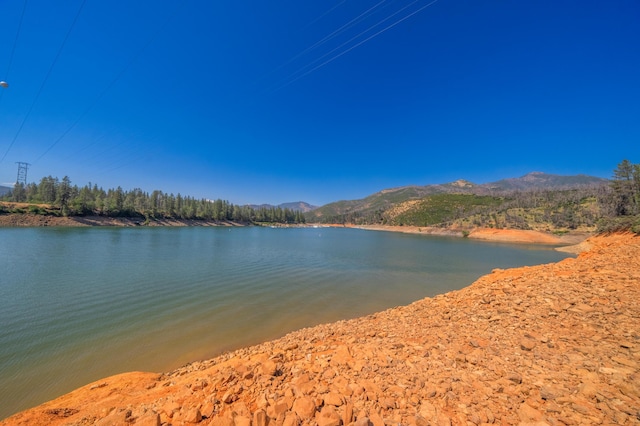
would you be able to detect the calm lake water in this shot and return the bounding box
[0,226,571,419]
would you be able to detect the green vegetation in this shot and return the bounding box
[596,159,640,233]
[307,160,640,234]
[390,194,504,226]
[310,189,603,232]
[1,176,305,224]
[4,160,639,232]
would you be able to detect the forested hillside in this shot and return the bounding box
[3,162,638,231]
[306,161,640,233]
[383,190,601,231]
[0,177,305,224]
[309,172,607,222]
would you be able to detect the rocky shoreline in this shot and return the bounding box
[347,225,590,246]
[0,211,592,248]
[0,213,246,227]
[2,233,639,425]
[0,210,587,242]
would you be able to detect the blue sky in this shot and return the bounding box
[0,1,638,206]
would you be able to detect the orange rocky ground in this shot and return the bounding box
[2,233,640,426]
[350,225,588,245]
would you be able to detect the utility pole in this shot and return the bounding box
[16,162,30,185]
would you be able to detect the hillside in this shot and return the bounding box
[0,185,11,197]
[486,172,608,191]
[307,173,608,231]
[389,190,601,232]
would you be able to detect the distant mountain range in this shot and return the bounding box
[0,185,12,196]
[308,172,608,220]
[247,201,318,213]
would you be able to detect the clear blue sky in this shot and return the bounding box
[1,1,638,206]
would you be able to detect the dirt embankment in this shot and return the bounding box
[3,233,639,425]
[348,225,590,246]
[0,213,244,227]
[1,210,590,247]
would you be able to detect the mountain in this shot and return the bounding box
[308,172,608,220]
[248,201,318,213]
[278,201,318,212]
[0,185,12,196]
[484,172,609,191]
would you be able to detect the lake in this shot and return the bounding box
[0,226,571,419]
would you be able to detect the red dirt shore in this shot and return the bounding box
[345,225,590,246]
[0,213,243,227]
[2,232,638,425]
[0,211,590,246]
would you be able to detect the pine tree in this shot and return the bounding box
[611,159,638,215]
[56,176,73,216]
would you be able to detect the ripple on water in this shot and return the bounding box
[0,227,571,419]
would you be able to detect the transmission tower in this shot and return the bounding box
[15,162,30,185]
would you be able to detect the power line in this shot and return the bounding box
[303,0,347,29]
[0,0,28,105]
[269,0,421,92]
[34,2,180,165]
[0,0,87,165]
[272,0,440,92]
[258,0,388,88]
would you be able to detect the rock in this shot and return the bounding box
[518,403,543,423]
[317,405,342,426]
[369,411,385,426]
[331,346,354,367]
[380,397,395,410]
[507,373,523,384]
[579,382,599,398]
[259,360,278,376]
[254,409,269,426]
[322,368,337,380]
[136,412,160,426]
[354,417,372,426]
[183,407,203,424]
[413,415,428,426]
[520,338,536,351]
[324,392,344,407]
[235,416,252,426]
[267,398,289,419]
[222,390,238,404]
[343,402,354,425]
[418,401,437,418]
[540,386,561,400]
[611,356,638,368]
[282,412,300,426]
[95,410,129,425]
[210,412,235,426]
[161,401,180,418]
[434,414,451,426]
[293,396,316,419]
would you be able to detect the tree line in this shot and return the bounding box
[597,159,640,232]
[2,176,306,224]
[3,160,638,230]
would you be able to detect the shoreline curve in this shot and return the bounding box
[2,232,638,425]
